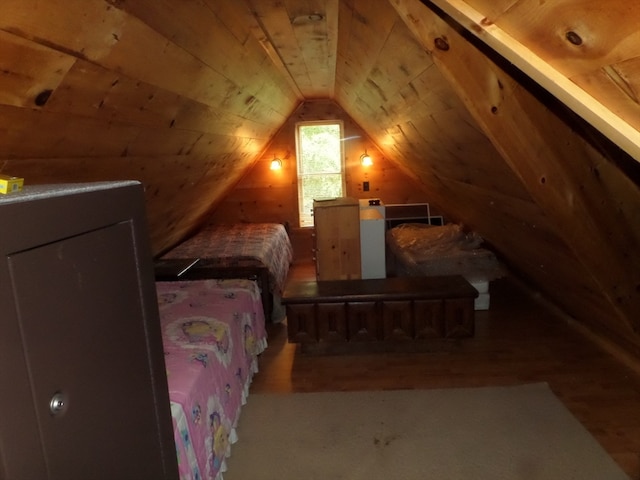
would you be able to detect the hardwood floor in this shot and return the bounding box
[252,263,640,478]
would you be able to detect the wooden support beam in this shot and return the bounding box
[416,0,640,164]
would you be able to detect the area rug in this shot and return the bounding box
[223,383,628,480]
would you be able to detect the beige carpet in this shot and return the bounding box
[223,383,629,480]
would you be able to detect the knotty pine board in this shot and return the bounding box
[489,0,640,79]
[0,30,75,108]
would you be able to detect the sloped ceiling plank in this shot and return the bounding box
[246,1,313,91]
[366,21,431,101]
[335,0,400,106]
[0,0,201,101]
[377,113,530,226]
[475,0,640,137]
[487,0,640,79]
[0,0,124,59]
[416,0,640,163]
[392,0,640,332]
[0,31,76,108]
[570,57,640,139]
[322,0,341,97]
[201,0,252,45]
[9,54,276,157]
[377,64,452,123]
[0,106,140,158]
[461,0,517,19]
[172,100,277,140]
[243,0,338,98]
[239,1,304,99]
[1,87,267,160]
[384,108,531,201]
[345,23,433,126]
[286,0,339,97]
[0,0,290,124]
[45,61,181,129]
[103,0,298,118]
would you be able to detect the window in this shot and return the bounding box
[295,121,345,227]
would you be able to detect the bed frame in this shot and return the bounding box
[385,223,507,310]
[159,223,293,322]
[155,257,273,322]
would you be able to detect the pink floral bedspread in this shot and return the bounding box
[162,223,293,294]
[157,279,267,480]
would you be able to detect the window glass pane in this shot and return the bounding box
[296,121,344,227]
[299,125,342,174]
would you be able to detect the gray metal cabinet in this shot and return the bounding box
[0,182,177,479]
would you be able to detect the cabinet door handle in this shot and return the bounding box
[49,392,68,416]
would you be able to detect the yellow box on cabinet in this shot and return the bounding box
[0,175,24,194]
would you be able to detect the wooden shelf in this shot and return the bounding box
[384,203,445,228]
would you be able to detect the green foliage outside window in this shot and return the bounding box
[297,122,345,227]
[299,124,342,173]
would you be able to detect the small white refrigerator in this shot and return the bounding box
[359,207,386,279]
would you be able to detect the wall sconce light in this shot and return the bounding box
[270,157,283,170]
[360,150,373,167]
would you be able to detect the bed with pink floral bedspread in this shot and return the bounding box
[157,278,267,480]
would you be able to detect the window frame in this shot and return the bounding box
[295,120,346,228]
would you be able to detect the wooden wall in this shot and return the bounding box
[204,99,434,261]
[386,0,640,358]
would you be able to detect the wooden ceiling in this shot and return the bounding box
[244,0,640,161]
[0,0,639,360]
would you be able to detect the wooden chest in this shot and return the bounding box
[281,275,478,345]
